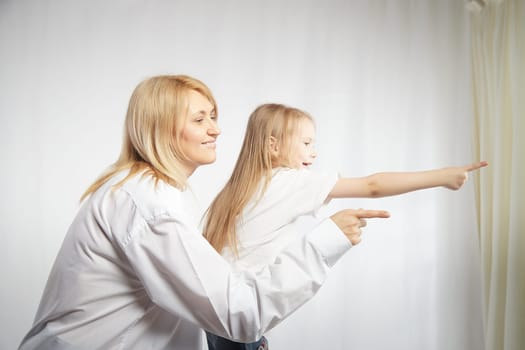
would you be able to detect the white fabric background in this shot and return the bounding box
[471,1,525,350]
[0,1,485,349]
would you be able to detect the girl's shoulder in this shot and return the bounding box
[271,166,309,177]
[272,167,337,183]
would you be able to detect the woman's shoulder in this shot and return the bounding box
[108,172,185,220]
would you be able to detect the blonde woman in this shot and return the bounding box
[18,76,390,350]
[204,103,487,350]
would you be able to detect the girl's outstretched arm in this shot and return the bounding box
[328,161,488,199]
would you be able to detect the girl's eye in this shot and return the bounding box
[304,142,310,146]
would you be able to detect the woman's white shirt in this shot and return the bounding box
[19,170,350,350]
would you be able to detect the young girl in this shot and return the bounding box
[203,103,487,350]
[18,77,388,350]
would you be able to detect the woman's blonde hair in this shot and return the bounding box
[81,75,217,201]
[204,103,313,255]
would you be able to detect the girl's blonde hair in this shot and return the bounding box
[81,75,217,201]
[204,103,313,255]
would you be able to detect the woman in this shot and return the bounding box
[18,75,389,349]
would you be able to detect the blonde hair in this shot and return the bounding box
[81,75,217,201]
[204,103,313,255]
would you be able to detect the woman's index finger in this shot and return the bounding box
[355,210,391,219]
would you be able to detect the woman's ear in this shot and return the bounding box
[269,136,280,158]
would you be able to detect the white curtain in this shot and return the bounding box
[0,1,485,349]
[470,1,525,350]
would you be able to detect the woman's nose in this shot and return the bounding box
[208,120,221,136]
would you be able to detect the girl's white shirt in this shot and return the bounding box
[19,169,350,350]
[221,167,339,272]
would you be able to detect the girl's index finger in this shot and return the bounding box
[465,161,489,172]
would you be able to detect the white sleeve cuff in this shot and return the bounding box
[306,218,352,267]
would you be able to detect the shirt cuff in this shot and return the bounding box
[306,218,352,267]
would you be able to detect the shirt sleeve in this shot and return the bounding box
[259,168,339,220]
[120,211,351,343]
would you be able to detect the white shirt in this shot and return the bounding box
[19,170,350,350]
[221,168,339,272]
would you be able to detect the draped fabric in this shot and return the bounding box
[470,1,525,350]
[0,1,506,349]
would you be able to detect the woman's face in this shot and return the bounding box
[179,90,220,175]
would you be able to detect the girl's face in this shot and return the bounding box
[288,118,317,169]
[179,90,220,175]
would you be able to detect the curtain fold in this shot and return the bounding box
[471,1,525,349]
